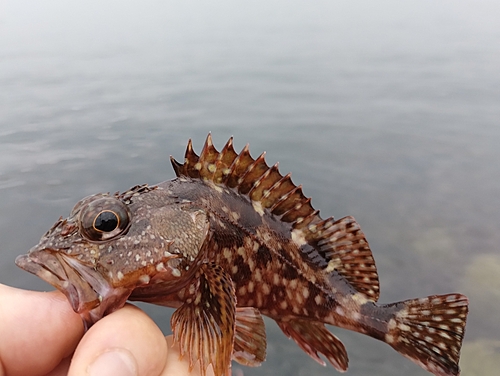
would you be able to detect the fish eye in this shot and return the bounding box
[93,210,119,232]
[79,198,131,242]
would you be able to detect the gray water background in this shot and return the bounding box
[1,1,499,375]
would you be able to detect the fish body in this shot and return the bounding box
[16,135,468,376]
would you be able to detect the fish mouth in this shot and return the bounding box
[16,249,131,329]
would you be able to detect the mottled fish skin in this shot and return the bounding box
[16,134,469,376]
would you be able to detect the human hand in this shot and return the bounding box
[0,284,214,376]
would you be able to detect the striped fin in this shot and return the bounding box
[170,134,316,225]
[298,216,380,301]
[385,293,468,376]
[277,319,348,372]
[232,307,267,366]
[171,263,236,376]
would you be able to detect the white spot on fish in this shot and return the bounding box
[223,248,233,262]
[262,283,271,295]
[238,286,247,296]
[385,334,395,344]
[325,259,341,273]
[237,247,246,257]
[388,318,397,330]
[314,295,323,305]
[254,269,262,282]
[252,201,265,216]
[156,262,166,272]
[351,293,368,305]
[302,287,310,299]
[291,229,307,247]
[248,281,255,293]
[230,210,240,222]
[171,268,181,277]
[252,242,260,252]
[399,323,411,332]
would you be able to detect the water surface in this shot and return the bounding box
[1,1,499,375]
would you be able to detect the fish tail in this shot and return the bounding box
[384,293,468,376]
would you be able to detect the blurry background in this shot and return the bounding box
[1,1,499,375]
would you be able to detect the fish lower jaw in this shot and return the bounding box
[78,286,132,330]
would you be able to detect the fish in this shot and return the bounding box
[16,134,468,376]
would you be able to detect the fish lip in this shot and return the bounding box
[16,248,133,329]
[16,249,114,324]
[15,251,72,289]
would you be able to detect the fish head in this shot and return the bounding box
[16,188,210,328]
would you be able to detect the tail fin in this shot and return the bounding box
[385,293,468,376]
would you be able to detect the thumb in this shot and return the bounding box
[68,304,167,376]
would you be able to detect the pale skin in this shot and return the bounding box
[0,284,214,376]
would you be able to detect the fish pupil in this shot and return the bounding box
[94,210,119,232]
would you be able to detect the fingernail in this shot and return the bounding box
[87,349,138,376]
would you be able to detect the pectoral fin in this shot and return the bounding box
[171,263,236,376]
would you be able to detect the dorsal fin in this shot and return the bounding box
[301,216,380,301]
[170,135,380,300]
[170,133,316,225]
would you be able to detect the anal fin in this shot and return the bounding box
[171,263,236,376]
[277,318,348,372]
[233,307,267,367]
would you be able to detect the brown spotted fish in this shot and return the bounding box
[16,134,468,376]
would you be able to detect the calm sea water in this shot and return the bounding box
[1,1,499,375]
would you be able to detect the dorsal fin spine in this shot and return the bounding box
[172,135,326,231]
[262,173,294,209]
[248,162,281,201]
[262,173,294,207]
[198,134,219,181]
[237,152,268,195]
[269,183,300,214]
[170,156,183,177]
[183,138,201,178]
[213,137,237,184]
[282,197,313,223]
[224,144,252,188]
[293,209,321,229]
